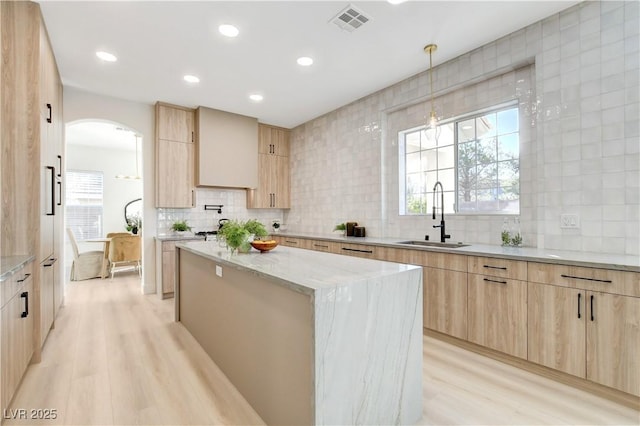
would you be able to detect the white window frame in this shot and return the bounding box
[399,102,520,216]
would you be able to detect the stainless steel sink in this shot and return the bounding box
[396,240,470,249]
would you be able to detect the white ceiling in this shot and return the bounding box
[39,1,580,129]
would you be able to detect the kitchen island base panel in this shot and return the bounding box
[176,243,423,426]
[179,249,313,426]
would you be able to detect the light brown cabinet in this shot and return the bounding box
[155,238,203,299]
[528,263,640,396]
[467,257,528,359]
[247,124,291,209]
[155,103,195,208]
[195,106,258,189]
[1,263,34,414]
[424,267,468,340]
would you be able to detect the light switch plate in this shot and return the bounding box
[215,265,222,277]
[560,214,580,229]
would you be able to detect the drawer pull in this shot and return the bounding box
[560,274,612,284]
[285,240,298,244]
[313,244,329,248]
[577,293,581,319]
[483,265,507,270]
[342,247,373,254]
[590,295,595,321]
[483,278,507,285]
[17,273,31,283]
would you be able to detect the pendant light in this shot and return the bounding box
[116,133,142,180]
[424,43,440,141]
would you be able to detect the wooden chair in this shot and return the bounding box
[108,235,142,279]
[67,228,104,281]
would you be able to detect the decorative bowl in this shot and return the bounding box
[250,240,278,252]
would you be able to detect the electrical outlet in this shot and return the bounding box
[560,214,580,229]
[215,265,223,277]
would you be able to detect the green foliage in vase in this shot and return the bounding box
[511,233,523,246]
[243,219,268,238]
[334,223,346,231]
[501,230,511,246]
[171,220,191,232]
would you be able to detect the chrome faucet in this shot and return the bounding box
[432,181,451,243]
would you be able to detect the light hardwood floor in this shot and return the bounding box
[6,273,639,425]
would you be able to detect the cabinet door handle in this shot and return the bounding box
[285,240,298,245]
[191,190,195,207]
[191,131,194,143]
[272,193,276,207]
[21,291,29,318]
[46,166,55,215]
[57,155,62,177]
[577,293,582,319]
[483,277,507,284]
[561,274,612,284]
[590,295,594,321]
[57,181,62,206]
[46,103,52,123]
[313,244,329,248]
[483,265,507,270]
[17,273,31,283]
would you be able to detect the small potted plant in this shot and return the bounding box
[171,220,191,233]
[218,219,268,253]
[126,215,142,235]
[334,223,346,236]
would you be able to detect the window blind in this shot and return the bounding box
[66,170,104,240]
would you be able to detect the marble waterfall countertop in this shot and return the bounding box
[155,233,205,242]
[272,231,640,272]
[176,240,424,425]
[176,240,421,294]
[0,255,35,282]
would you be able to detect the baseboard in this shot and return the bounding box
[424,328,640,410]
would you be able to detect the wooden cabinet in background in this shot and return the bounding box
[467,257,528,359]
[155,238,204,299]
[247,124,291,209]
[424,267,468,340]
[528,263,640,396]
[1,263,34,414]
[155,103,195,208]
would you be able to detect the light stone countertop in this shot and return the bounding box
[176,240,421,295]
[273,231,640,272]
[0,255,36,282]
[155,233,206,242]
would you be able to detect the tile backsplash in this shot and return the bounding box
[157,188,283,235]
[285,0,639,255]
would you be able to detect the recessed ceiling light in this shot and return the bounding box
[387,0,407,4]
[184,75,200,83]
[249,94,264,102]
[96,51,117,62]
[297,56,314,66]
[219,24,239,38]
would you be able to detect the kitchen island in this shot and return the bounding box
[175,241,423,426]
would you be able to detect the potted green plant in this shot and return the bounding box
[171,220,191,233]
[334,223,346,236]
[126,215,142,235]
[218,219,268,253]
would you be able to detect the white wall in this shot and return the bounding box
[66,144,142,234]
[63,87,156,293]
[287,0,640,256]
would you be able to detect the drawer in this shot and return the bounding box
[308,240,338,253]
[528,262,640,297]
[1,262,33,308]
[339,243,377,258]
[468,256,527,281]
[279,237,308,249]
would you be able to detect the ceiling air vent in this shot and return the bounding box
[330,4,371,33]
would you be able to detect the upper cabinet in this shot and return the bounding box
[195,106,258,189]
[247,124,291,209]
[155,103,195,208]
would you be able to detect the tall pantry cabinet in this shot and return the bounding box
[0,0,64,412]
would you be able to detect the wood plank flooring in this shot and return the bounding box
[5,273,639,425]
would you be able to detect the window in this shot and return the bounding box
[400,105,519,215]
[66,170,104,239]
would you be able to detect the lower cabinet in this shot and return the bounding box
[1,268,34,413]
[40,257,56,347]
[529,283,640,396]
[467,273,527,359]
[424,267,468,340]
[156,239,203,299]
